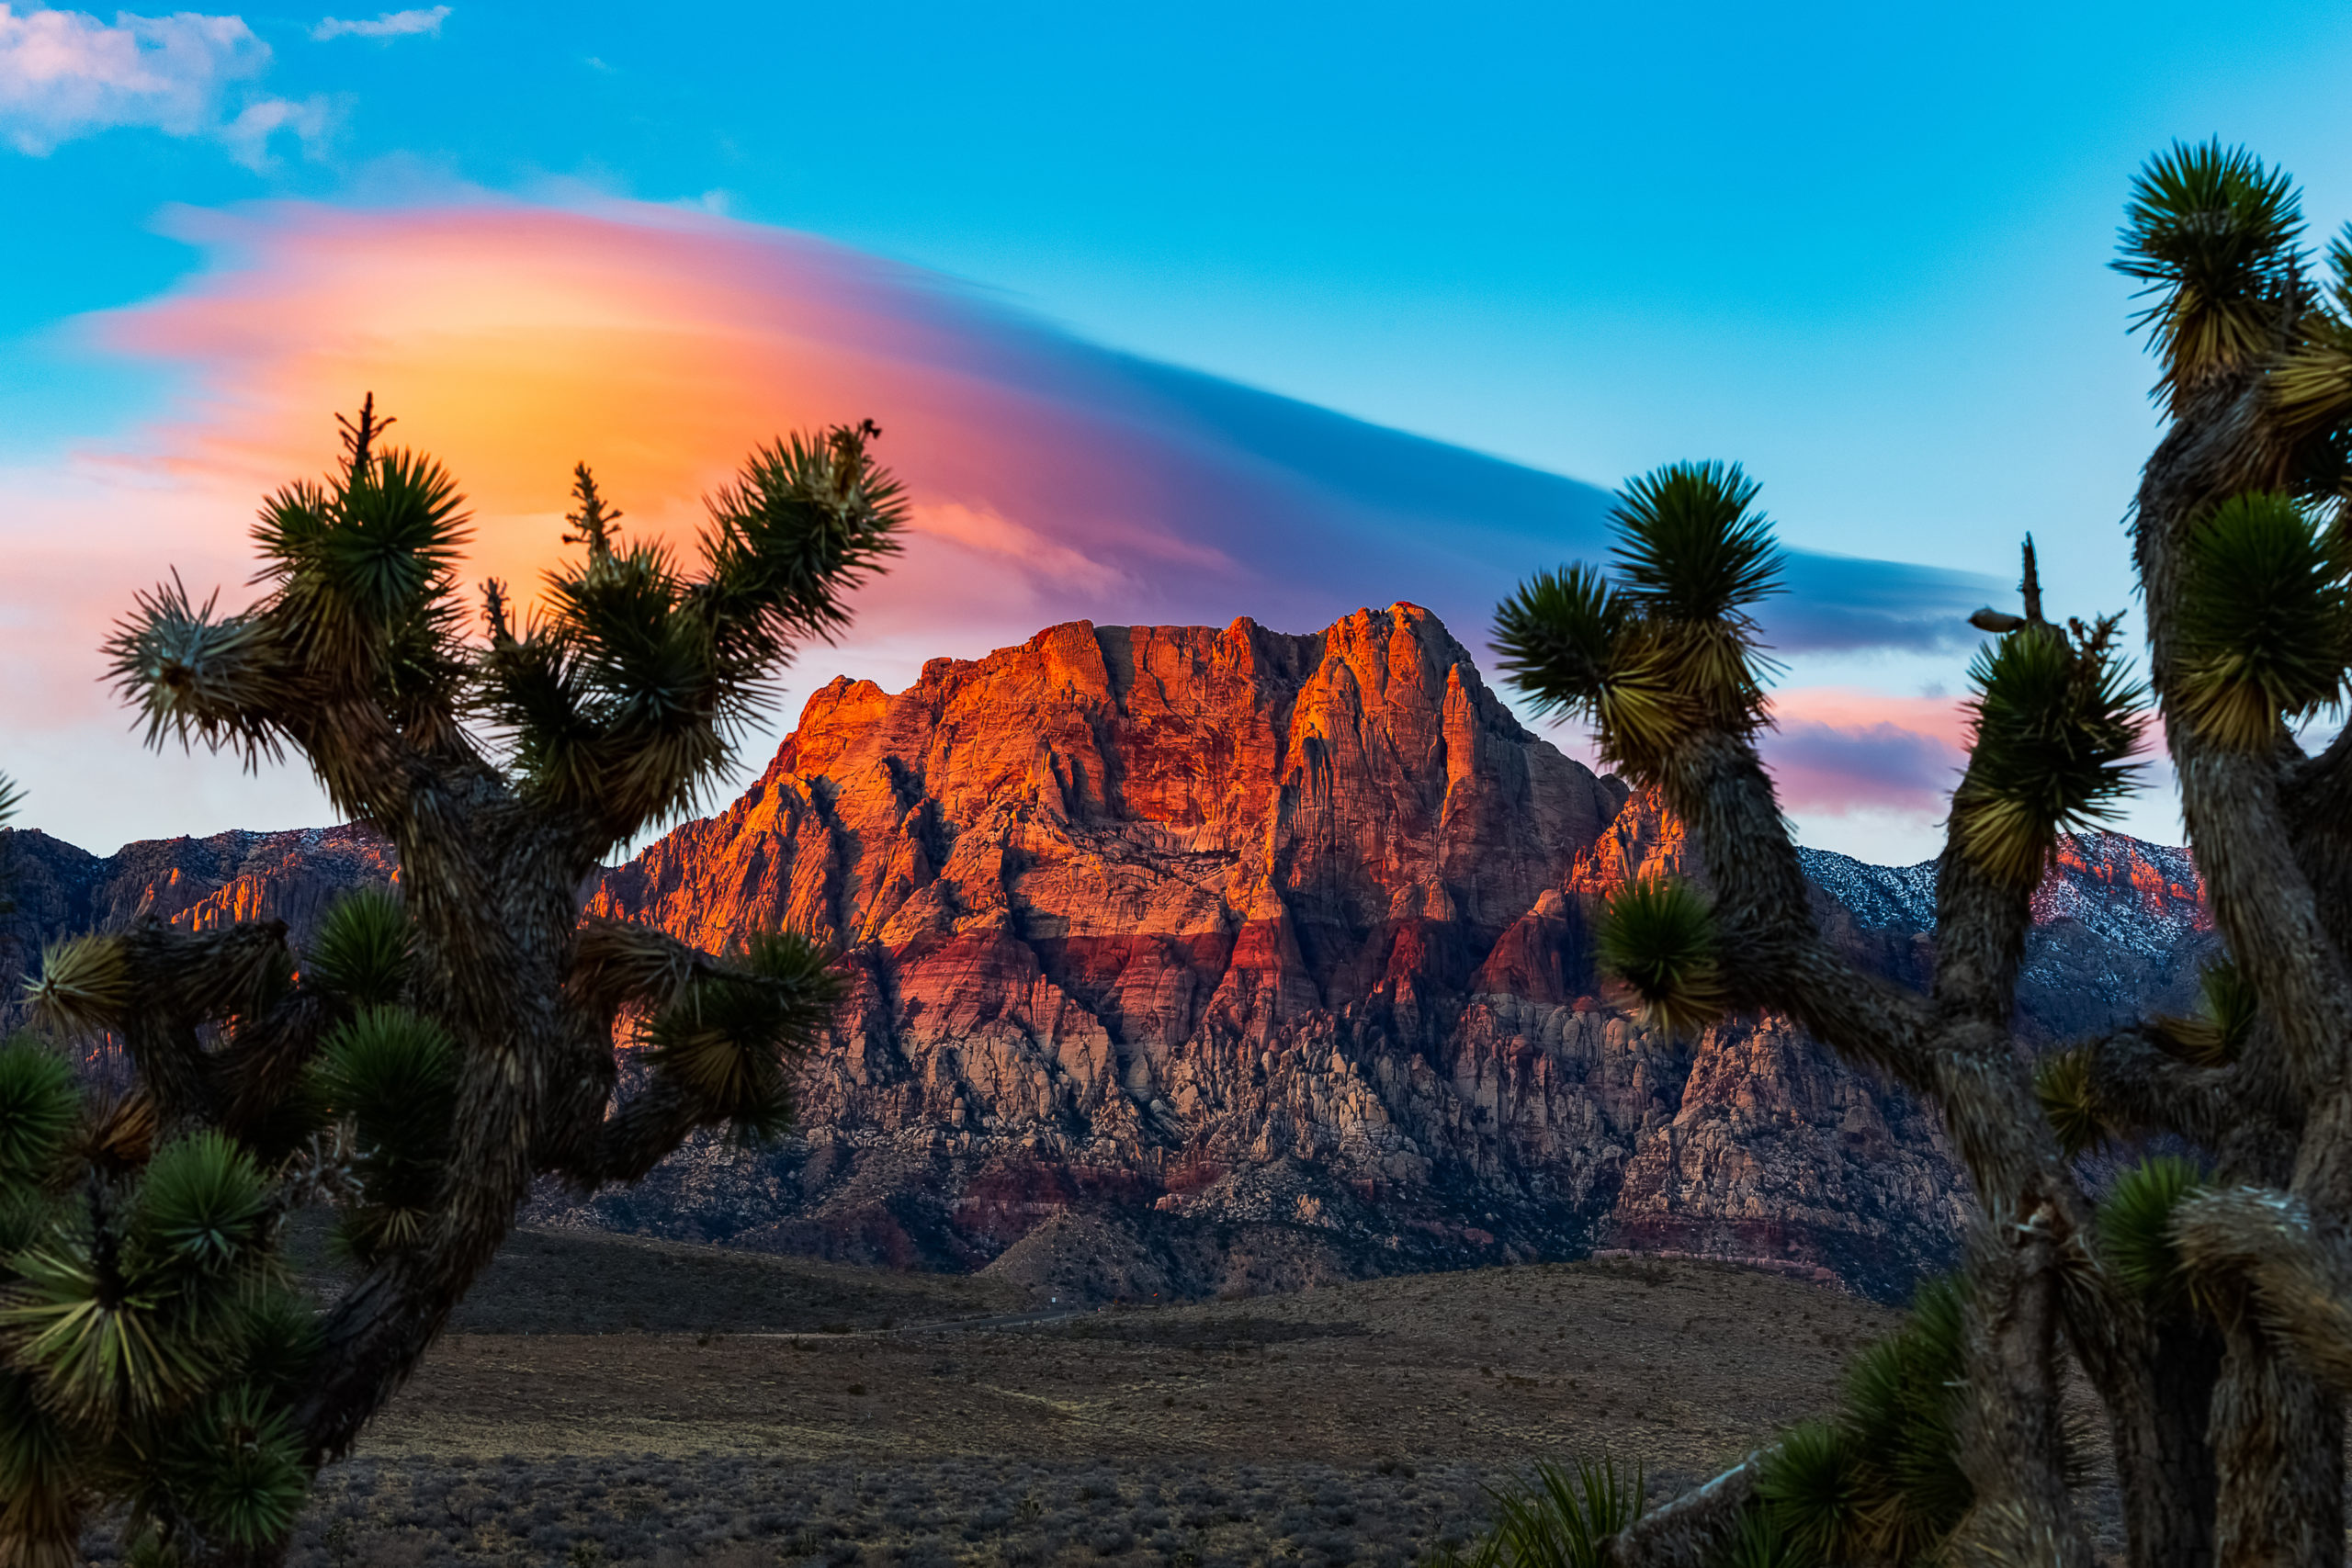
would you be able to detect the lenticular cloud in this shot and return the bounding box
[36,196,1986,830]
[93,198,1993,660]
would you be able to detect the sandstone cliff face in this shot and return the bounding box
[568,606,2195,1301]
[0,825,400,1021]
[0,608,2219,1303]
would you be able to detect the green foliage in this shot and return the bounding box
[1611,461,1781,623]
[2174,492,2352,750]
[1751,1279,1971,1566]
[2033,1048,2107,1157]
[252,400,473,741]
[1718,1503,1806,1568]
[1493,463,1781,784]
[24,933,132,1038]
[1493,566,1630,721]
[483,423,909,831]
[0,772,19,828]
[1755,1420,1859,1562]
[128,1133,270,1286]
[1949,618,2143,891]
[2154,958,2259,1066]
[644,931,844,1140]
[1466,1457,1645,1568]
[2114,141,2304,408]
[2098,1156,2204,1308]
[310,1005,458,1262]
[0,1043,79,1192]
[305,886,412,1008]
[1595,879,1726,1040]
[160,1384,310,1549]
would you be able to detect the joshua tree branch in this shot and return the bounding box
[2175,1186,2352,1396]
[1600,1452,1760,1568]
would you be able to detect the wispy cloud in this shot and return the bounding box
[1761,689,1969,816]
[3,197,2015,846]
[0,3,328,164]
[311,6,447,42]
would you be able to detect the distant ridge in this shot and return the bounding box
[0,607,2215,1302]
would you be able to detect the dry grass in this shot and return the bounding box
[89,1230,1909,1566]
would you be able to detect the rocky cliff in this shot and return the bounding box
[0,607,2217,1303]
[564,606,2211,1302]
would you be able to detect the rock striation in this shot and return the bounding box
[564,606,2212,1301]
[0,607,2219,1303]
[0,824,399,1026]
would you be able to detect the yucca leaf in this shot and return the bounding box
[128,1133,269,1284]
[2115,140,2304,408]
[160,1383,310,1549]
[310,1005,458,1168]
[1469,1456,1644,1568]
[1951,618,2144,890]
[0,1370,79,1567]
[0,1242,205,1429]
[1756,1420,1860,1562]
[1611,461,1782,621]
[2153,957,2257,1066]
[2175,491,2352,750]
[24,933,132,1037]
[304,886,411,1008]
[1595,879,1726,1040]
[1493,565,1632,720]
[2033,1048,2106,1157]
[2099,1156,2204,1309]
[0,1043,79,1193]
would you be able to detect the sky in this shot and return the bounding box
[6,3,2352,862]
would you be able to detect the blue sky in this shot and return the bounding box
[6,1,2352,857]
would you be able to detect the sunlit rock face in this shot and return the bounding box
[0,607,2217,1303]
[0,824,399,1011]
[563,606,2211,1301]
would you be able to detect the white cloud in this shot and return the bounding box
[0,4,330,162]
[310,5,447,40]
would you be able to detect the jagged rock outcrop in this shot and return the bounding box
[562,606,2211,1300]
[0,608,2219,1303]
[0,825,400,1024]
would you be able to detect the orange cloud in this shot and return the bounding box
[4,196,2007,851]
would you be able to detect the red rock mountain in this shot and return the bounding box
[569,606,2211,1300]
[0,607,2216,1302]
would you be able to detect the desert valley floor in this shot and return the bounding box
[181,1226,1952,1568]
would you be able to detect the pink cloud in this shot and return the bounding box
[6,197,2007,847]
[1760,689,1969,815]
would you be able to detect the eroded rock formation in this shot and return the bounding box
[0,607,2217,1302]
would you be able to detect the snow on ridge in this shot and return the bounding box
[1800,830,2203,939]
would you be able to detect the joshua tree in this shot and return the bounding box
[1494,141,2352,1568]
[0,400,899,1564]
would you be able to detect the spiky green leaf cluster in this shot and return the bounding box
[2098,1156,2205,1310]
[2153,958,2258,1067]
[304,886,412,1009]
[1494,463,1781,782]
[23,934,131,1038]
[1950,618,2144,892]
[1464,1456,1645,1568]
[643,931,843,1140]
[105,400,906,849]
[0,1130,317,1560]
[308,1006,458,1264]
[1595,879,1726,1040]
[1754,1277,1972,1565]
[2033,1047,2107,1158]
[2174,492,2352,750]
[0,1045,78,1194]
[480,425,907,832]
[2115,141,2304,409]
